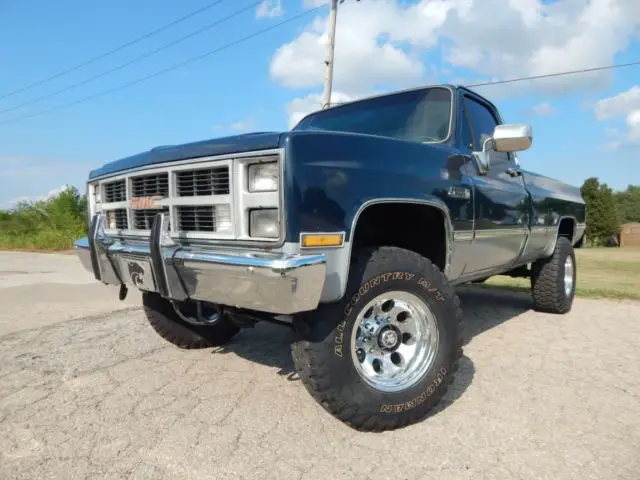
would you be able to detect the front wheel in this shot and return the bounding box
[291,247,463,432]
[143,292,240,349]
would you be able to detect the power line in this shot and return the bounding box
[0,0,262,115]
[467,60,640,88]
[0,0,228,102]
[0,5,325,126]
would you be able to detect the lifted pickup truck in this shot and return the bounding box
[76,84,586,431]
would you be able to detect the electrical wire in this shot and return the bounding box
[0,0,228,102]
[0,0,262,115]
[0,5,326,126]
[466,60,640,88]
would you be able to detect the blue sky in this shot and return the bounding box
[1,0,639,206]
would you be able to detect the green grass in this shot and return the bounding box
[0,187,87,251]
[480,247,640,301]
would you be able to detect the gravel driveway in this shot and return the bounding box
[1,252,639,479]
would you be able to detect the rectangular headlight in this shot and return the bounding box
[248,162,278,192]
[249,209,279,238]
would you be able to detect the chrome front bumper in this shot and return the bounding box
[75,213,326,314]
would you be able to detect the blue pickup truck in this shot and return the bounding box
[76,84,586,431]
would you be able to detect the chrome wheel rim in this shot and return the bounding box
[350,291,439,393]
[564,256,574,297]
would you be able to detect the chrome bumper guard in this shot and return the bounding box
[75,213,326,314]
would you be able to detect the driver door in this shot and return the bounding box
[460,94,529,274]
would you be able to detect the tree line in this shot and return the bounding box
[0,186,87,250]
[580,178,640,246]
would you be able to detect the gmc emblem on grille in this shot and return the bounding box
[130,195,162,209]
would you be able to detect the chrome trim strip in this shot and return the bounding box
[348,198,454,279]
[474,228,528,239]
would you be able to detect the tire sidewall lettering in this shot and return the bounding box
[331,269,454,413]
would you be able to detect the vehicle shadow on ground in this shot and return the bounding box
[210,286,532,417]
[455,286,534,345]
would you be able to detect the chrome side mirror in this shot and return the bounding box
[472,123,532,175]
[493,124,533,153]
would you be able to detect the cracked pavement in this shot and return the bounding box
[1,251,639,479]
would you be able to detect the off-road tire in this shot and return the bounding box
[142,292,239,349]
[530,236,576,314]
[291,247,463,432]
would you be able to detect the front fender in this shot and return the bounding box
[281,131,462,302]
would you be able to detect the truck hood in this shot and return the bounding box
[89,131,284,179]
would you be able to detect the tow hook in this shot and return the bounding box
[171,300,222,326]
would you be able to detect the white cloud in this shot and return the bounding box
[626,109,640,144]
[528,102,556,116]
[440,0,640,93]
[256,0,283,18]
[595,86,640,147]
[270,0,449,97]
[270,0,640,104]
[286,91,353,128]
[594,85,640,120]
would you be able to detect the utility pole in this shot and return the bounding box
[321,0,338,109]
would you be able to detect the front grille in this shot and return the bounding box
[103,180,126,203]
[177,205,231,232]
[176,167,229,196]
[133,208,169,230]
[107,209,128,230]
[131,173,169,197]
[96,154,279,238]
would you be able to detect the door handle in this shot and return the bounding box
[506,167,521,177]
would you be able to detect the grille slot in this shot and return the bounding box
[177,205,231,232]
[133,208,169,230]
[131,173,169,197]
[103,180,126,203]
[106,209,128,230]
[176,167,230,196]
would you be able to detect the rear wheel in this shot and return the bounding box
[530,236,576,314]
[291,247,463,432]
[143,292,239,349]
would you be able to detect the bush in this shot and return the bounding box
[0,186,88,250]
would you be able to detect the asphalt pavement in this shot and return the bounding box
[1,251,639,479]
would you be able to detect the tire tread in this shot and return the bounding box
[143,293,239,349]
[531,236,575,314]
[291,246,463,432]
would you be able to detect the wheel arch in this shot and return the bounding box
[314,197,454,304]
[542,215,579,257]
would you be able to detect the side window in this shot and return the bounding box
[460,112,474,152]
[463,97,510,165]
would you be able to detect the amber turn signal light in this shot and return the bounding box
[301,233,344,248]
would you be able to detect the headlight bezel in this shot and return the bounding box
[247,162,278,193]
[249,208,279,238]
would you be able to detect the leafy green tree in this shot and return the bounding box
[0,185,88,250]
[580,177,621,245]
[614,185,640,224]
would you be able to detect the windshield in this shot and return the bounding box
[293,87,452,143]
